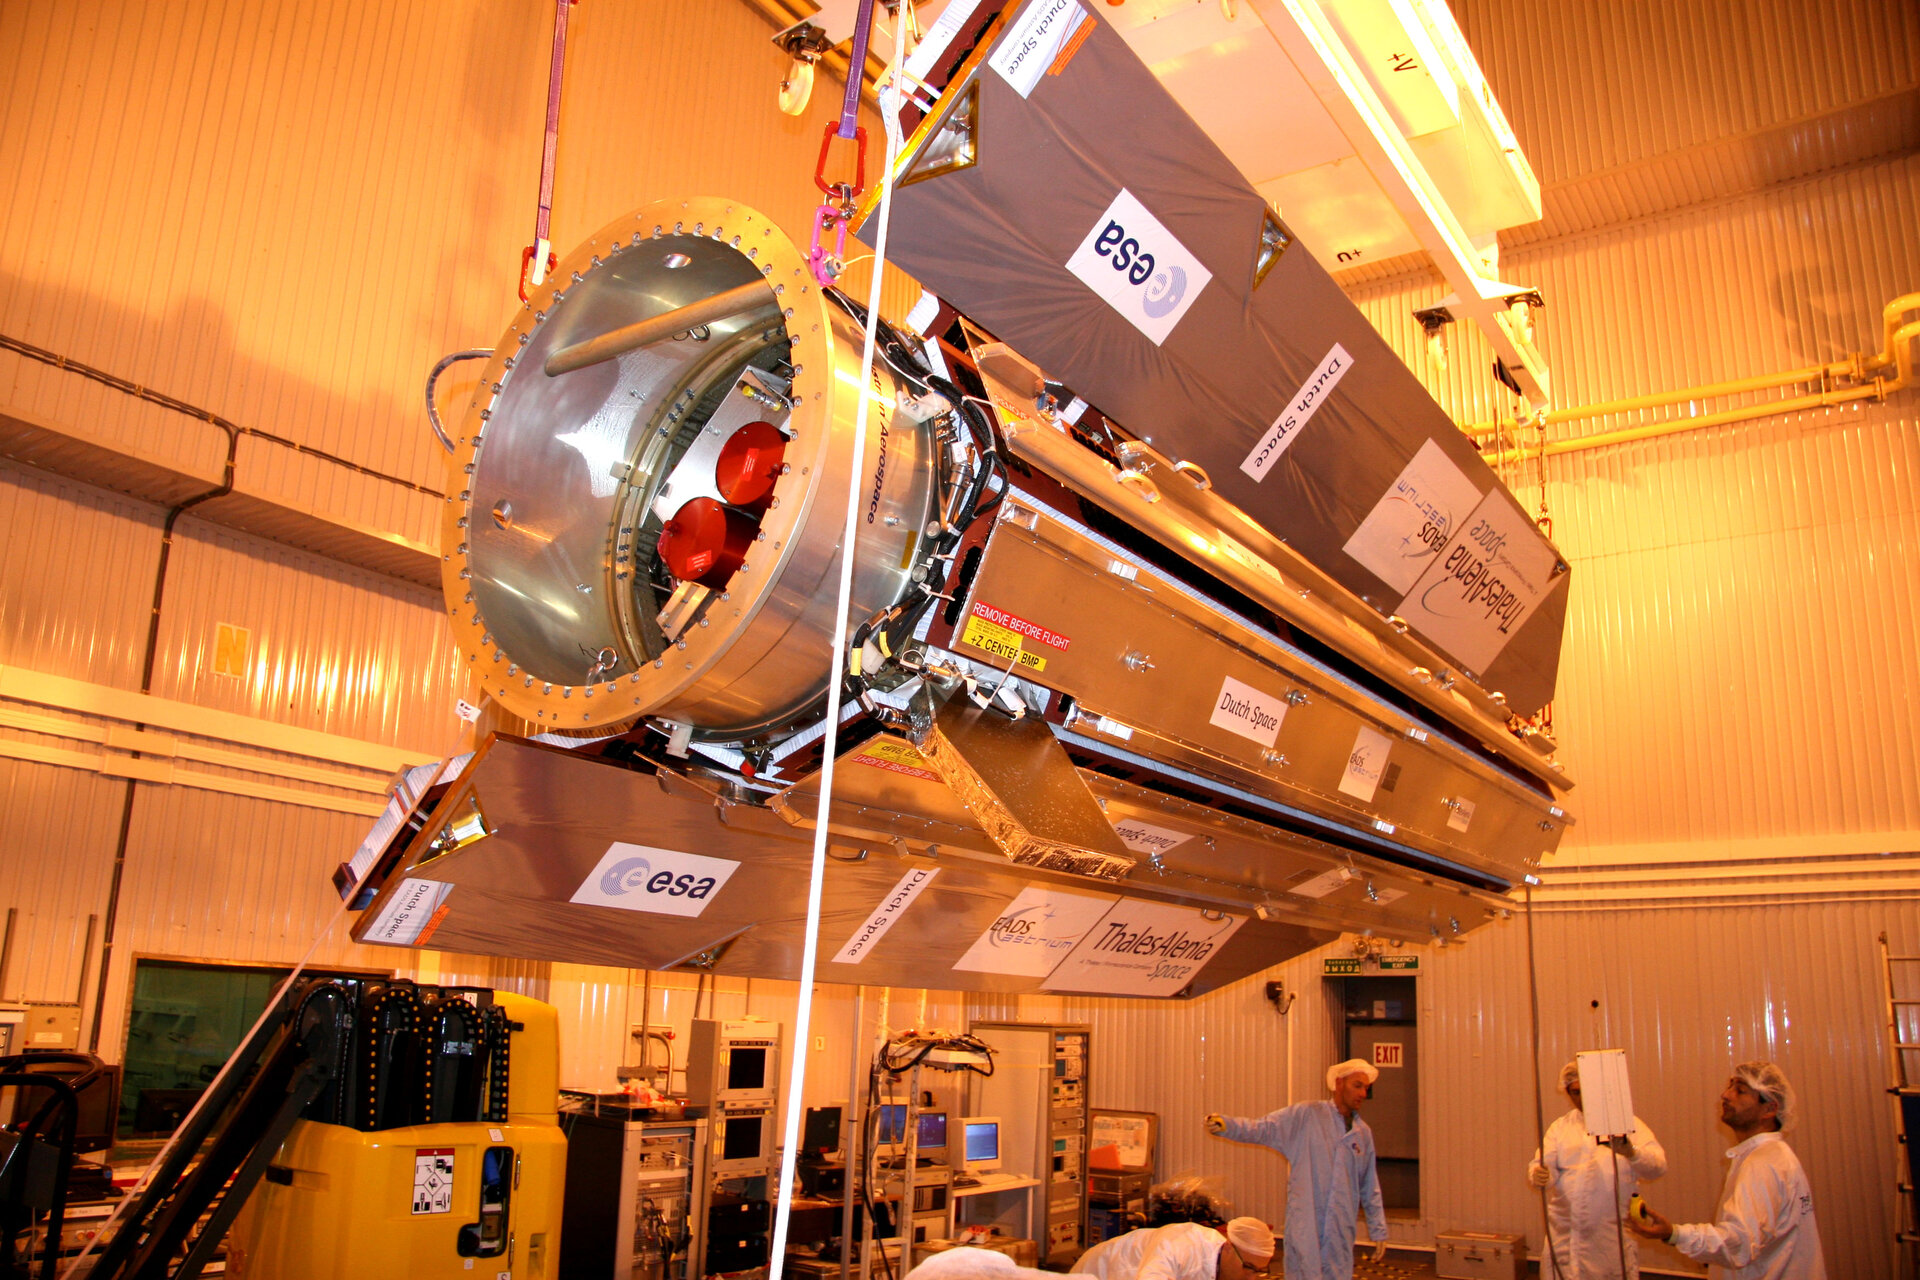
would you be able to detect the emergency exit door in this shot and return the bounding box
[1340,976,1418,1211]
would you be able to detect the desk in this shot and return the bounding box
[950,1175,1041,1198]
[948,1174,1042,1241]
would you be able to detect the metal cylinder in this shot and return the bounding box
[442,197,936,734]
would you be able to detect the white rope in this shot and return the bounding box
[768,8,913,1277]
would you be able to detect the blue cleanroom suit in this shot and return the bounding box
[1220,1102,1387,1280]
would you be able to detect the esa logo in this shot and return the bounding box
[1089,222,1189,320]
[572,843,740,918]
[598,856,718,902]
[1066,189,1213,346]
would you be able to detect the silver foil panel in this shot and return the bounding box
[858,1,1568,712]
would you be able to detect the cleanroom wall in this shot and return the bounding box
[1032,29,1920,1280]
[0,0,903,1053]
[985,898,1919,1279]
[1,4,1917,1277]
[0,459,466,1048]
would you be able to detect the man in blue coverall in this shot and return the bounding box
[1204,1058,1390,1280]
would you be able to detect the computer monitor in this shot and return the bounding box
[959,1116,1001,1174]
[2,1054,121,1154]
[876,1100,909,1145]
[713,1108,774,1175]
[915,1110,947,1161]
[726,1044,771,1092]
[802,1103,844,1158]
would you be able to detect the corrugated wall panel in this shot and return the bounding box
[1345,154,1920,864]
[1517,157,1920,861]
[0,0,918,502]
[144,517,465,755]
[0,461,160,684]
[91,781,401,1054]
[0,463,155,1018]
[970,896,1914,1276]
[957,967,1341,1236]
[1453,0,1920,190]
[0,756,124,1007]
[1420,898,1920,1278]
[545,972,969,1107]
[542,893,1919,1276]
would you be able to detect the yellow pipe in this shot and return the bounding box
[1481,318,1917,468]
[1466,291,1920,439]
[1871,292,1920,373]
[1465,362,1842,437]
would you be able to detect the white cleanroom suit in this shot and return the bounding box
[1668,1132,1827,1280]
[1219,1103,1386,1280]
[1071,1223,1225,1280]
[1528,1109,1667,1279]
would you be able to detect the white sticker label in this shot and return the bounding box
[1343,439,1486,593]
[488,1127,504,1143]
[1287,867,1355,900]
[988,0,1088,98]
[1044,900,1247,996]
[1240,343,1354,482]
[834,867,941,965]
[906,0,987,85]
[569,843,739,918]
[1372,886,1409,905]
[363,878,454,946]
[1447,798,1477,832]
[454,698,482,723]
[412,1149,455,1215]
[1112,819,1193,857]
[1065,189,1214,345]
[1208,675,1289,748]
[1216,536,1287,587]
[1339,725,1394,803]
[1394,488,1565,673]
[952,885,1117,977]
[904,289,943,336]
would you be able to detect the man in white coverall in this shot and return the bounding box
[1627,1062,1827,1279]
[1071,1217,1275,1280]
[1527,1060,1668,1279]
[1203,1059,1389,1280]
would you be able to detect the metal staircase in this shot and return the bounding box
[1879,932,1920,1275]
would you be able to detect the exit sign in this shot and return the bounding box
[1322,954,1421,975]
[1373,1042,1404,1068]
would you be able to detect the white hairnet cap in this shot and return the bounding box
[1560,1060,1581,1092]
[1326,1057,1380,1090]
[1225,1218,1275,1260]
[907,1248,1053,1280]
[1734,1060,1798,1133]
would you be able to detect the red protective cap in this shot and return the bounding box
[714,421,787,508]
[657,497,756,588]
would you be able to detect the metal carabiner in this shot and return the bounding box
[807,202,851,286]
[814,120,869,201]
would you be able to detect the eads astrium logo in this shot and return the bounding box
[1065,189,1213,345]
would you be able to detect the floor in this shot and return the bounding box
[1281,1248,1529,1277]
[1348,1251,1448,1278]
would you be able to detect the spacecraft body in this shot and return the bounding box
[347,1,1571,997]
